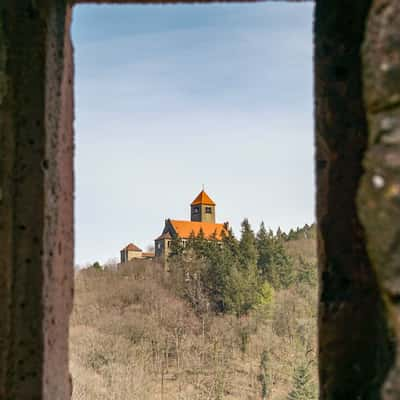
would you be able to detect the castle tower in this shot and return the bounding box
[190,190,216,223]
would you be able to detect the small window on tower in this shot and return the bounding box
[205,207,212,214]
[193,207,200,214]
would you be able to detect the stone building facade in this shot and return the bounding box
[120,243,154,264]
[120,243,154,263]
[155,190,228,261]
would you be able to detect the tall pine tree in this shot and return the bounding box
[168,234,184,259]
[268,237,294,289]
[256,222,273,278]
[239,219,258,268]
[258,350,271,400]
[287,361,317,400]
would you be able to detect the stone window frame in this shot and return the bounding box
[1,1,399,399]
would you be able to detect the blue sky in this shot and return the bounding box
[72,2,314,266]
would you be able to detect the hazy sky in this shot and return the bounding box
[72,2,315,266]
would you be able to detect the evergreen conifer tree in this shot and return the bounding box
[192,228,208,256]
[268,238,294,289]
[183,229,235,312]
[223,228,241,260]
[224,263,260,317]
[256,222,273,278]
[287,229,297,241]
[168,234,184,259]
[287,361,317,400]
[255,223,294,289]
[203,242,229,309]
[297,257,317,286]
[186,231,197,251]
[258,350,270,400]
[239,219,258,268]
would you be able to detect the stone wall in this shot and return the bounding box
[315,1,395,398]
[359,1,400,398]
[0,2,74,399]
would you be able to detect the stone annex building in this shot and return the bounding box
[155,190,229,261]
[120,243,155,263]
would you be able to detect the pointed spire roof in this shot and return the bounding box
[191,190,216,206]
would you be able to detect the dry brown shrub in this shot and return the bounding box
[70,257,317,399]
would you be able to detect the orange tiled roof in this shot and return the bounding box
[170,220,227,240]
[123,243,142,252]
[191,190,216,206]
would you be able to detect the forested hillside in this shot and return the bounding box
[70,222,318,400]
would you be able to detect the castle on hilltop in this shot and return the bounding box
[120,190,228,264]
[155,190,229,261]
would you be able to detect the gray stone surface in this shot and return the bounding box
[316,2,394,398]
[359,0,400,398]
[0,2,74,399]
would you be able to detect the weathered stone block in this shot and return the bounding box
[0,2,74,399]
[359,1,400,398]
